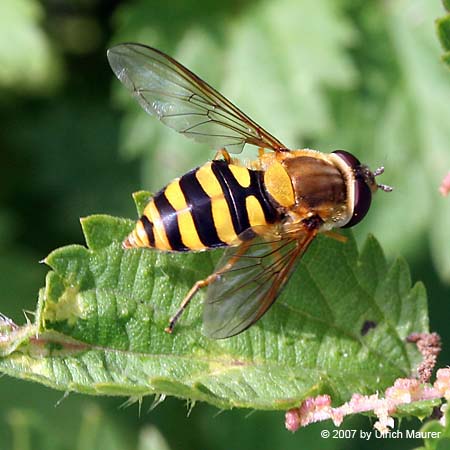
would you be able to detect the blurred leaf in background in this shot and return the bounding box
[5,403,167,450]
[0,0,63,93]
[0,0,449,449]
[337,0,450,283]
[111,0,358,192]
[436,0,450,67]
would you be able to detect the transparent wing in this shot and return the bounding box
[203,228,318,339]
[107,43,287,153]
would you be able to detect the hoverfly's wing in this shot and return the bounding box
[203,228,318,339]
[107,43,287,153]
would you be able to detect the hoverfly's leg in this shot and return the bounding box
[165,240,252,334]
[323,231,347,243]
[213,148,231,164]
[165,273,219,334]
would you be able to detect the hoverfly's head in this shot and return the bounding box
[332,150,392,228]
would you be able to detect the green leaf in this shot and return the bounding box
[444,0,450,13]
[0,195,429,411]
[437,15,450,51]
[396,399,442,421]
[437,0,450,69]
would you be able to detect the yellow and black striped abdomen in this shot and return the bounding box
[123,160,279,252]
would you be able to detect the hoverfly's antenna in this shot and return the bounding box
[378,183,393,192]
[373,166,393,192]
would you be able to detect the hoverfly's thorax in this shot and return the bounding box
[265,151,350,227]
[282,155,347,209]
[260,150,352,229]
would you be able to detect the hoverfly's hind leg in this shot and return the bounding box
[165,239,252,334]
[323,230,347,243]
[213,148,231,164]
[165,273,219,334]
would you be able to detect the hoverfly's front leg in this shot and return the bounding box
[213,148,231,164]
[165,240,252,334]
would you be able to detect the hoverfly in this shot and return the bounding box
[107,43,392,339]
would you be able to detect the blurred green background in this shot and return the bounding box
[1,0,449,449]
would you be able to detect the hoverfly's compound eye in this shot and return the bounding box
[332,150,372,228]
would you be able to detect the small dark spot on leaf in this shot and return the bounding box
[361,320,377,336]
[428,405,443,421]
